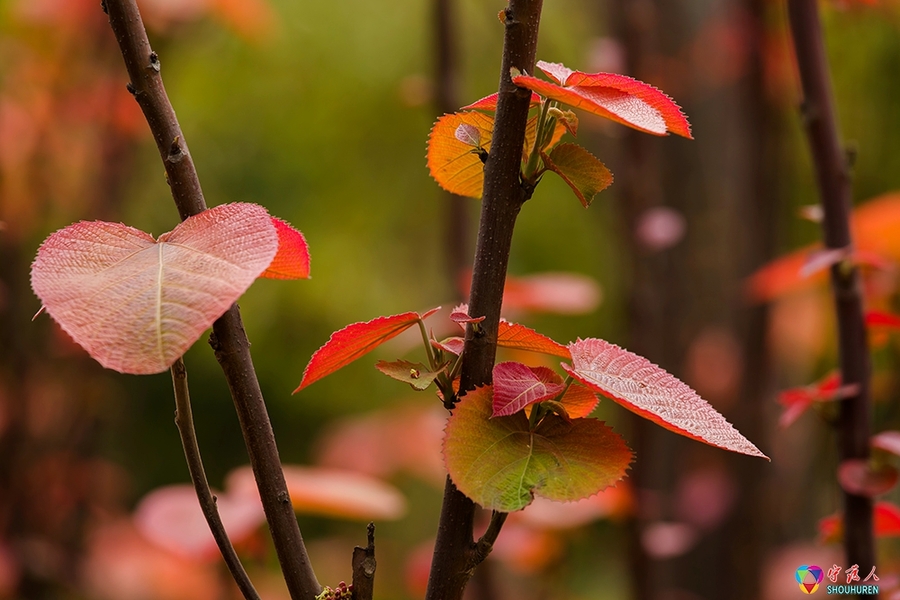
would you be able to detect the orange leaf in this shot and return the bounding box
[498,320,570,359]
[563,338,767,458]
[819,500,900,543]
[294,307,440,392]
[259,217,310,280]
[463,92,542,111]
[542,143,613,207]
[513,61,692,138]
[427,112,494,198]
[557,382,600,418]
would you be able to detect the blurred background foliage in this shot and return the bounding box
[3,0,900,598]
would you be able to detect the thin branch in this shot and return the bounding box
[103,2,320,598]
[787,0,875,585]
[350,523,376,600]
[471,511,508,566]
[425,2,543,599]
[170,358,261,600]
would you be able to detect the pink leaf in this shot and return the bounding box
[227,466,407,521]
[872,431,900,457]
[512,61,692,138]
[450,303,485,325]
[133,484,264,560]
[432,336,465,356]
[492,362,565,416]
[30,203,279,374]
[562,338,767,458]
[837,459,898,497]
[259,217,310,280]
[294,307,440,392]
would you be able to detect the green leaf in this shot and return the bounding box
[375,359,445,391]
[542,144,613,208]
[444,386,632,512]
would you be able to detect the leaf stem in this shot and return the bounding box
[787,0,875,584]
[170,358,261,600]
[425,1,543,599]
[103,2,320,597]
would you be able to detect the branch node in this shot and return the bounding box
[167,135,184,163]
[149,50,161,72]
[277,490,290,504]
[125,82,137,96]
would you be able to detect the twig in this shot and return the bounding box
[471,511,508,566]
[350,523,376,600]
[170,358,261,600]
[425,2,543,599]
[787,0,875,585]
[103,2,320,598]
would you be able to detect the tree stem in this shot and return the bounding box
[787,0,875,587]
[425,2,543,599]
[103,2,320,597]
[170,358,261,600]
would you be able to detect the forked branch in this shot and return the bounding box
[103,2,320,597]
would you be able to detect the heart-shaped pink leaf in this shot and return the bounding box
[31,203,279,375]
[492,362,565,416]
[562,338,767,459]
[294,307,440,392]
[259,217,310,280]
[512,61,692,138]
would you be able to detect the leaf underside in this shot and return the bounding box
[294,307,440,392]
[513,61,692,139]
[563,338,768,459]
[444,385,633,512]
[31,203,279,374]
[542,143,613,207]
[375,359,445,391]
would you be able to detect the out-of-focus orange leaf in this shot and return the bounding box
[488,521,564,574]
[747,192,900,302]
[294,307,440,392]
[541,143,613,207]
[82,520,222,600]
[513,483,633,530]
[259,217,310,280]
[209,0,276,40]
[459,271,602,316]
[427,111,494,198]
[513,61,692,138]
[227,466,407,521]
[819,501,900,543]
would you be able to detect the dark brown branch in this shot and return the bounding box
[103,2,320,598]
[787,0,875,586]
[425,2,543,599]
[170,358,261,600]
[350,523,376,600]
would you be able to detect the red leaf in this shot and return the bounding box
[492,362,565,416]
[31,203,279,374]
[294,307,440,392]
[462,91,542,111]
[819,500,900,543]
[777,371,859,429]
[563,338,767,458]
[259,217,310,280]
[513,61,692,138]
[450,303,485,324]
[459,271,602,315]
[432,336,465,356]
[867,311,900,329]
[498,320,571,359]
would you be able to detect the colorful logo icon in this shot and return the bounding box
[796,565,824,594]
